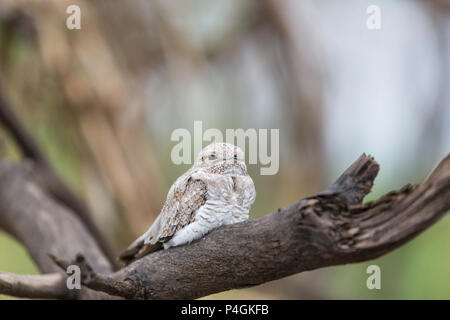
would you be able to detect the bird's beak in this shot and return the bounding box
[223,159,247,175]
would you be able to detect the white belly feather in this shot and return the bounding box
[163,200,250,250]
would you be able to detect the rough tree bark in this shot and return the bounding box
[0,151,448,299]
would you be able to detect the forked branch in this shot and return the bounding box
[46,154,450,299]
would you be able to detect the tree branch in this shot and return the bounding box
[50,254,135,299]
[0,272,67,299]
[0,89,118,268]
[53,154,450,299]
[0,160,115,299]
[0,153,448,299]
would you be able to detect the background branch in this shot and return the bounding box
[0,151,448,299]
[0,90,118,268]
[0,160,115,299]
[0,272,67,299]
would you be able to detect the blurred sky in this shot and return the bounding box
[316,0,449,191]
[143,0,449,191]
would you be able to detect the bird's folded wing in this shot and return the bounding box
[148,176,207,244]
[118,174,207,263]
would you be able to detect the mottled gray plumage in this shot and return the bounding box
[119,143,256,263]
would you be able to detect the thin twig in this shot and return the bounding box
[0,272,67,299]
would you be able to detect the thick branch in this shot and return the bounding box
[61,154,450,299]
[1,154,449,299]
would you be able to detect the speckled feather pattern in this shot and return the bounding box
[119,143,256,262]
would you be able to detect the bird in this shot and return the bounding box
[119,142,256,264]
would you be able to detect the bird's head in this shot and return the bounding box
[194,142,247,175]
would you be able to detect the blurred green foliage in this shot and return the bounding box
[0,231,40,300]
[323,214,450,299]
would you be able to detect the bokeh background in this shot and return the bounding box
[0,0,449,299]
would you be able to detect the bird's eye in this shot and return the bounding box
[234,154,238,160]
[208,154,216,160]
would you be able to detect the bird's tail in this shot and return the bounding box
[118,229,161,265]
